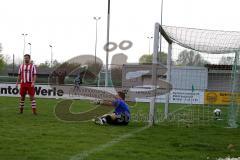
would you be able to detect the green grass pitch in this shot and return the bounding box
[0,97,239,160]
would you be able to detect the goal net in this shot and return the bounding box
[150,23,240,128]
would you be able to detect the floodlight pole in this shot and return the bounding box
[159,0,164,62]
[105,0,111,87]
[28,43,32,56]
[22,33,28,58]
[49,45,53,68]
[147,36,153,55]
[12,54,15,77]
[93,16,101,64]
[160,0,164,26]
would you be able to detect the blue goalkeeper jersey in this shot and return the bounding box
[112,99,130,117]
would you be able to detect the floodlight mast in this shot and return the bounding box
[105,0,111,87]
[158,0,164,62]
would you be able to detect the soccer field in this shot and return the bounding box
[0,97,239,160]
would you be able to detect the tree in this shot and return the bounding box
[139,54,152,64]
[0,43,5,72]
[86,61,102,76]
[38,61,51,69]
[0,54,5,71]
[139,52,168,65]
[111,67,122,87]
[176,50,208,66]
[0,43,2,53]
[38,60,61,69]
[52,60,61,68]
[219,56,234,65]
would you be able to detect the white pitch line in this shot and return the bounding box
[70,125,150,160]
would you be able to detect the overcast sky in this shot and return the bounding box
[0,0,240,64]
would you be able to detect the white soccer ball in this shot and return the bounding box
[94,99,101,105]
[214,108,221,117]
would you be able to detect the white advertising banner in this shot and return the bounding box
[0,83,87,99]
[0,83,204,104]
[136,89,204,104]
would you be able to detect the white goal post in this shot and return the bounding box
[149,23,173,125]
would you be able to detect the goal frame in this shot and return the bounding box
[150,23,239,128]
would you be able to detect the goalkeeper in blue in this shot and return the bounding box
[94,91,130,125]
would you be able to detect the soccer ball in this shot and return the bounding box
[93,99,102,105]
[214,108,221,118]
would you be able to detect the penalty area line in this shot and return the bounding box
[70,125,150,160]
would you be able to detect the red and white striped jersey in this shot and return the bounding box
[18,64,37,83]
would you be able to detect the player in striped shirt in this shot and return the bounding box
[16,54,37,115]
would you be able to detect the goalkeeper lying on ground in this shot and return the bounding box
[94,91,130,125]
